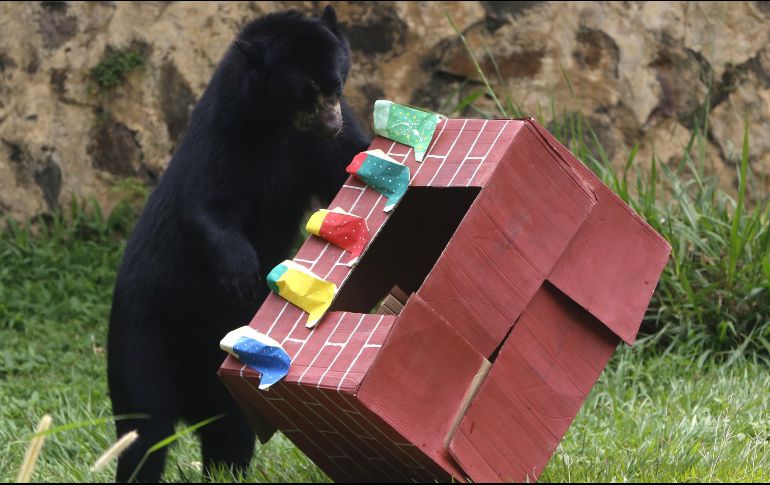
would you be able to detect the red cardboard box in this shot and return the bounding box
[219,118,671,482]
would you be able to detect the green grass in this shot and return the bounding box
[1,219,767,482]
[1,197,769,482]
[541,347,770,482]
[0,203,327,483]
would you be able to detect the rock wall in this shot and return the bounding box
[1,1,768,220]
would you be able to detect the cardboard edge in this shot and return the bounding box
[526,118,672,254]
[218,372,278,444]
[522,117,672,345]
[357,293,488,481]
[443,358,492,448]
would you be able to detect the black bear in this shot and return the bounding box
[106,6,370,482]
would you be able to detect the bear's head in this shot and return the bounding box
[232,6,350,138]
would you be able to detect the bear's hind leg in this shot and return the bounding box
[108,320,180,483]
[198,405,256,480]
[114,413,176,483]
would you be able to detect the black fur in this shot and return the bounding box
[107,7,370,482]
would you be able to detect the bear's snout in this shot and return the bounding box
[319,97,342,138]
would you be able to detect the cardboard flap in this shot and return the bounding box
[448,283,619,482]
[418,124,598,357]
[526,120,672,344]
[358,293,489,480]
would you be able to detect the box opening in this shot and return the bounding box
[329,186,481,315]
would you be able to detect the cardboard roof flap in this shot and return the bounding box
[522,120,672,345]
[418,118,670,348]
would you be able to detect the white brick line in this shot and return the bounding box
[307,393,398,470]
[447,119,489,186]
[466,119,511,186]
[346,176,369,214]
[317,313,368,388]
[287,322,317,365]
[324,248,348,279]
[311,170,374,278]
[322,180,386,282]
[238,377,357,482]
[390,147,413,163]
[295,235,335,269]
[385,140,397,155]
[428,119,469,186]
[304,402,325,407]
[306,242,331,272]
[364,194,385,220]
[336,315,385,391]
[280,312,306,347]
[317,391,421,474]
[327,192,386,295]
[337,393,430,472]
[290,386,391,478]
[342,184,366,191]
[265,301,290,337]
[284,337,307,344]
[275,153,372,333]
[372,425,427,470]
[425,119,448,154]
[413,119,449,180]
[420,154,447,162]
[280,385,381,480]
[297,312,348,384]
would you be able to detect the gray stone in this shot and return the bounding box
[159,60,195,150]
[38,1,79,50]
[0,1,768,220]
[87,113,141,177]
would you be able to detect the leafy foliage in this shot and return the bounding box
[90,45,145,89]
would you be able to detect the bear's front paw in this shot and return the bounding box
[219,259,262,305]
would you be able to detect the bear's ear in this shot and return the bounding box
[320,5,339,36]
[234,39,263,65]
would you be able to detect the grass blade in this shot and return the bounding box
[128,414,224,483]
[728,117,750,285]
[16,414,53,483]
[443,9,508,117]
